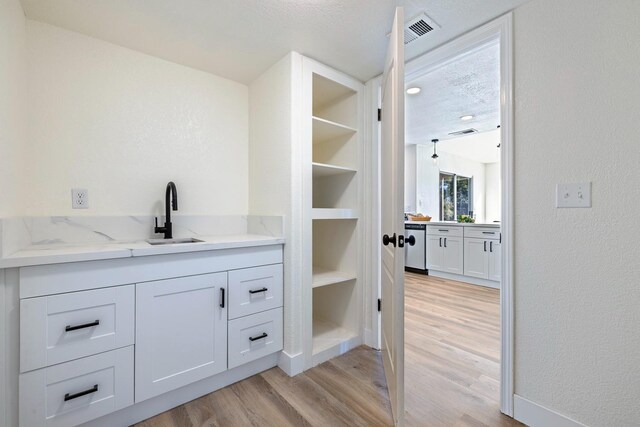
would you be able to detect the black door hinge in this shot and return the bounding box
[377,108,382,122]
[378,298,381,312]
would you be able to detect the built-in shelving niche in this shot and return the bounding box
[308,68,362,368]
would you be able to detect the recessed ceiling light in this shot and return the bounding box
[406,87,421,95]
[460,114,474,121]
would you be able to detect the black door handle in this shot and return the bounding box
[249,332,268,342]
[398,235,405,248]
[406,235,416,246]
[64,384,99,402]
[382,233,397,247]
[65,320,100,332]
[220,288,225,308]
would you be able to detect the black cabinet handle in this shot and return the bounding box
[65,320,99,332]
[220,288,225,308]
[482,231,496,235]
[249,287,268,294]
[406,235,416,246]
[438,229,449,232]
[490,241,493,252]
[444,238,447,248]
[249,332,268,342]
[382,233,397,247]
[484,241,487,252]
[439,237,442,247]
[64,384,98,402]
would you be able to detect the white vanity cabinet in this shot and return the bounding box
[135,272,228,402]
[15,243,284,427]
[426,225,464,275]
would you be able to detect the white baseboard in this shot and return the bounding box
[364,328,379,349]
[514,395,588,427]
[429,270,500,289]
[278,350,304,376]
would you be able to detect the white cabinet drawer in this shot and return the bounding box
[20,285,135,373]
[228,264,283,319]
[427,225,463,237]
[464,227,501,240]
[228,307,283,369]
[19,346,134,427]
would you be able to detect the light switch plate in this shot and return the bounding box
[71,188,89,209]
[556,182,591,208]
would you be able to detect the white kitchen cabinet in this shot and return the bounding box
[464,233,501,282]
[488,240,502,282]
[135,272,228,402]
[426,226,464,275]
[464,238,489,279]
[442,236,464,275]
[426,235,444,271]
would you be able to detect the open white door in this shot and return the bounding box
[380,7,405,427]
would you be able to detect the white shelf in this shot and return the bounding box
[312,162,357,177]
[312,267,356,289]
[312,318,358,356]
[312,116,357,144]
[312,208,358,220]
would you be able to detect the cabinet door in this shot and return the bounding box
[443,236,464,275]
[464,238,489,279]
[426,236,444,271]
[488,241,502,282]
[135,272,227,402]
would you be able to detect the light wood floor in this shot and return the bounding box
[135,346,393,427]
[404,272,522,427]
[137,273,522,427]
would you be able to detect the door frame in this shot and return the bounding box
[366,12,515,416]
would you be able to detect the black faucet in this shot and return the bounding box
[154,181,178,239]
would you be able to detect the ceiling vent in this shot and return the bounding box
[404,13,440,45]
[448,128,478,136]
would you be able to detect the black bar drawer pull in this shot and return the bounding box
[65,320,99,332]
[64,384,98,402]
[438,229,449,232]
[249,332,268,342]
[220,288,225,308]
[482,231,496,235]
[249,287,268,294]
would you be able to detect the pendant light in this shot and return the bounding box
[431,139,439,164]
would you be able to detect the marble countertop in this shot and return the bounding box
[405,220,501,228]
[0,234,285,269]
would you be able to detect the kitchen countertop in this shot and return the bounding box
[0,234,285,269]
[405,220,500,227]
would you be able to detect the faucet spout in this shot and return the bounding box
[155,181,178,239]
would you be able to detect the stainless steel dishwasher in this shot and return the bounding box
[404,223,427,273]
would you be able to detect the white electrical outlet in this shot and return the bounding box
[556,182,591,208]
[71,188,89,209]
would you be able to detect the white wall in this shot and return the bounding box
[484,162,500,223]
[249,52,304,367]
[416,146,486,222]
[25,20,249,216]
[514,1,640,425]
[0,0,27,217]
[404,144,417,212]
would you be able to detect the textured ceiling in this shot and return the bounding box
[405,41,500,147]
[20,0,530,84]
[436,129,501,163]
